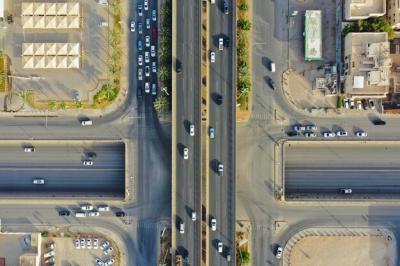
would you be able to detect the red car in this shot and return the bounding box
[152,26,158,39]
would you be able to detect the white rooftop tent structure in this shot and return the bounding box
[21,2,80,29]
[22,43,81,69]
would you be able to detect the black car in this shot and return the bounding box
[137,86,143,99]
[176,61,182,73]
[286,131,300,137]
[269,79,275,89]
[59,210,70,216]
[115,211,126,217]
[372,119,386,126]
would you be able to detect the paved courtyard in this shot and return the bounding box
[1,0,111,104]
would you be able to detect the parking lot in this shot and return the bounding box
[0,140,125,198]
[2,0,110,103]
[284,141,400,200]
[46,236,117,266]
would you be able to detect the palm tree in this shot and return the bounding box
[154,95,170,113]
[159,65,169,82]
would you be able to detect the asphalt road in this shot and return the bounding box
[208,0,236,264]
[0,141,125,197]
[285,142,400,198]
[173,0,202,264]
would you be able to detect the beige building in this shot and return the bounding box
[344,0,385,21]
[343,32,392,97]
[387,0,400,29]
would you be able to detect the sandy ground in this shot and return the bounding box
[289,235,395,266]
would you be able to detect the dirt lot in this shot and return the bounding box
[289,235,396,266]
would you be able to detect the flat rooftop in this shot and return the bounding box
[304,10,322,61]
[347,0,385,19]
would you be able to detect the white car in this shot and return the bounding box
[98,205,110,212]
[191,211,196,221]
[218,241,223,253]
[138,68,143,80]
[350,99,355,109]
[101,240,110,250]
[83,160,94,166]
[80,238,86,248]
[86,238,92,249]
[81,120,93,126]
[89,211,100,217]
[93,238,99,249]
[144,0,149,10]
[137,4,143,16]
[218,163,224,175]
[336,131,348,137]
[369,99,375,109]
[293,125,306,132]
[210,51,215,63]
[151,45,156,57]
[33,178,45,185]
[305,125,317,131]
[323,132,335,138]
[106,257,115,266]
[138,55,143,66]
[179,222,185,234]
[145,66,150,77]
[343,98,349,109]
[218,38,223,50]
[152,61,157,73]
[145,36,150,47]
[145,52,150,63]
[276,246,283,259]
[190,124,195,136]
[357,101,362,110]
[95,258,105,266]
[75,239,80,249]
[146,18,150,29]
[104,246,113,255]
[356,131,367,137]
[341,188,352,194]
[211,218,216,231]
[145,82,150,93]
[24,147,35,152]
[81,204,94,211]
[304,132,316,138]
[130,20,135,32]
[183,147,189,160]
[152,10,157,21]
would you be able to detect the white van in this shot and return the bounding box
[270,62,276,72]
[75,212,87,218]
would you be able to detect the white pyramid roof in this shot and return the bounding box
[34,56,45,68]
[68,3,80,16]
[56,43,68,55]
[45,56,57,68]
[68,56,80,68]
[22,43,34,56]
[34,3,45,16]
[68,43,80,55]
[57,16,68,29]
[68,16,80,29]
[34,16,45,28]
[45,43,57,55]
[57,56,68,68]
[46,3,57,15]
[56,3,68,15]
[45,16,57,29]
[23,56,35,68]
[21,3,34,16]
[34,43,45,55]
[21,16,34,29]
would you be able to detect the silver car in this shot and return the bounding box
[145,36,150,47]
[138,68,143,80]
[183,147,189,160]
[146,18,150,29]
[152,61,157,73]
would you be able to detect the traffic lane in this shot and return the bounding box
[286,168,400,192]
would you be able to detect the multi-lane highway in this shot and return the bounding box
[173,0,202,263]
[208,0,236,264]
[0,141,125,197]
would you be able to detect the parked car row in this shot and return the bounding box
[44,242,56,265]
[287,123,367,138]
[343,98,375,110]
[59,205,125,218]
